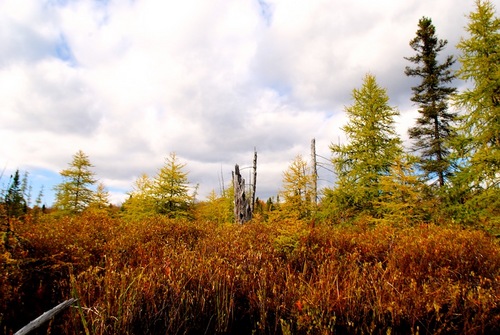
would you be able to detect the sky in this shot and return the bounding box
[0,0,479,206]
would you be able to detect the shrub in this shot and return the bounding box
[2,216,499,334]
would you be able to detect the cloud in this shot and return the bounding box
[0,60,101,135]
[0,0,478,205]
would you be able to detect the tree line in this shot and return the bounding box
[1,0,498,228]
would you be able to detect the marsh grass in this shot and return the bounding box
[1,214,499,334]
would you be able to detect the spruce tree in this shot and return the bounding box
[330,74,403,216]
[54,150,97,214]
[20,171,32,208]
[405,17,457,187]
[4,170,27,218]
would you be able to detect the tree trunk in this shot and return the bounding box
[233,164,252,224]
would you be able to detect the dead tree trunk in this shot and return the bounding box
[233,164,252,224]
[311,138,318,205]
[251,149,257,212]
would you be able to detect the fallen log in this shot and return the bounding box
[14,298,77,335]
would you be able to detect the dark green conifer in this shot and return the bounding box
[405,17,457,187]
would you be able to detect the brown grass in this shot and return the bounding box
[1,214,499,334]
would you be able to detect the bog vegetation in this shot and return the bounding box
[1,1,499,334]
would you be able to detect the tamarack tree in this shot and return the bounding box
[279,155,314,220]
[54,150,96,215]
[122,153,194,219]
[329,74,403,218]
[451,0,500,222]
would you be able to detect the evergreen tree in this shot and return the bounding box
[20,171,32,208]
[152,152,193,218]
[31,186,45,219]
[54,150,97,214]
[266,197,275,212]
[405,17,457,187]
[34,186,44,209]
[280,155,314,219]
[452,0,500,222]
[330,74,403,216]
[2,170,27,251]
[4,170,27,219]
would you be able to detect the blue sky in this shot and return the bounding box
[0,0,479,206]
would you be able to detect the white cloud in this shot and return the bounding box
[0,0,478,205]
